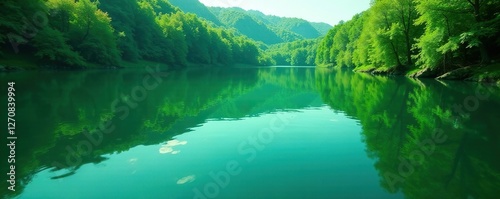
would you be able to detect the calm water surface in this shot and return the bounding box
[1,67,500,199]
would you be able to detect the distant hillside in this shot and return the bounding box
[168,0,332,45]
[275,18,321,39]
[168,0,222,25]
[245,10,323,39]
[0,0,274,70]
[210,8,284,44]
[310,22,333,35]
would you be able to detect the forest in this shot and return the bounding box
[265,39,319,66]
[316,0,500,80]
[2,1,500,198]
[1,0,499,82]
[0,0,279,69]
[0,0,330,70]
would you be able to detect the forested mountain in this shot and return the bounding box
[210,7,284,44]
[310,22,333,35]
[168,0,222,26]
[243,9,323,39]
[316,0,500,79]
[209,7,330,43]
[0,0,273,69]
[166,0,331,44]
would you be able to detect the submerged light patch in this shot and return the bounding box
[159,140,188,154]
[177,175,196,185]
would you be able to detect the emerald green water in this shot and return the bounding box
[1,67,500,199]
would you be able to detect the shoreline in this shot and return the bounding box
[3,61,500,86]
[349,64,500,86]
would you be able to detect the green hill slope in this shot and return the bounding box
[168,0,222,25]
[167,0,331,45]
[211,8,283,44]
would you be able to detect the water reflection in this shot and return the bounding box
[0,67,499,198]
[315,68,500,198]
[1,67,260,198]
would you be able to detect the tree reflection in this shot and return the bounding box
[0,66,322,198]
[1,67,499,198]
[1,68,261,198]
[315,68,500,198]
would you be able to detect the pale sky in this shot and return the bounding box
[198,0,371,26]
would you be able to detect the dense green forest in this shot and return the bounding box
[0,0,331,69]
[2,0,499,81]
[2,1,500,198]
[265,39,320,66]
[0,0,278,68]
[316,0,500,79]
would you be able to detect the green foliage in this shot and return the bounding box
[1,0,271,68]
[354,0,420,68]
[99,0,141,61]
[266,39,319,66]
[247,10,329,38]
[316,14,369,68]
[316,0,500,73]
[155,13,187,65]
[33,27,85,66]
[0,0,46,47]
[208,7,328,45]
[232,36,262,65]
[39,0,122,66]
[310,22,333,35]
[273,18,321,39]
[72,0,121,65]
[212,8,283,45]
[168,0,222,25]
[414,0,476,69]
[315,25,339,66]
[290,49,308,65]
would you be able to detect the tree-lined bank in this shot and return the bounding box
[2,0,499,85]
[316,0,500,82]
[0,0,274,69]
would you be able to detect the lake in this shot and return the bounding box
[1,66,500,199]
